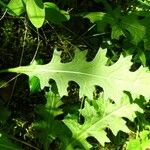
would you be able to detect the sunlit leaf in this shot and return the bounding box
[7,0,25,16]
[26,0,45,28]
[63,95,142,148]
[4,47,150,102]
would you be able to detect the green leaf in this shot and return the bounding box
[44,2,70,24]
[4,47,150,102]
[121,15,145,44]
[33,92,71,149]
[127,130,150,150]
[26,0,45,28]
[63,95,142,149]
[7,0,25,16]
[35,91,63,119]
[84,12,145,44]
[0,133,22,150]
[0,106,10,123]
[111,25,125,39]
[29,76,41,93]
[127,139,142,150]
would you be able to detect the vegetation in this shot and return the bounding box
[1,0,150,149]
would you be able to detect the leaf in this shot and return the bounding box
[4,47,150,102]
[84,11,145,44]
[126,139,141,150]
[33,92,71,149]
[0,133,22,150]
[44,2,70,24]
[26,0,45,28]
[35,91,63,121]
[121,15,145,44]
[63,94,142,149]
[0,106,10,123]
[7,0,25,16]
[127,130,150,150]
[29,76,41,93]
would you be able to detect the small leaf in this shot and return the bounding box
[7,0,25,16]
[26,0,45,28]
[44,2,70,24]
[111,25,125,39]
[29,76,41,93]
[137,49,146,67]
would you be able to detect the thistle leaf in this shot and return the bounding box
[4,47,150,102]
[63,95,142,149]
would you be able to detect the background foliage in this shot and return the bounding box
[1,0,150,149]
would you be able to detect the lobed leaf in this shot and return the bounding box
[84,11,145,44]
[63,94,142,149]
[4,47,150,102]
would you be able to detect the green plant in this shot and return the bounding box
[1,0,150,149]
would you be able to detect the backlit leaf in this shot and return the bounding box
[63,95,142,148]
[4,47,150,102]
[26,0,45,28]
[7,0,25,16]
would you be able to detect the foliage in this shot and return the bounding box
[126,129,150,150]
[0,132,22,150]
[7,0,70,27]
[1,0,150,149]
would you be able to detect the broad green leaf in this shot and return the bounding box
[44,2,70,24]
[26,0,45,28]
[63,95,142,149]
[7,0,25,16]
[3,47,150,102]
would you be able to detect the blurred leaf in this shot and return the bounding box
[7,0,25,16]
[0,133,22,150]
[84,11,145,44]
[29,76,41,93]
[0,106,10,123]
[33,92,71,149]
[127,130,150,150]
